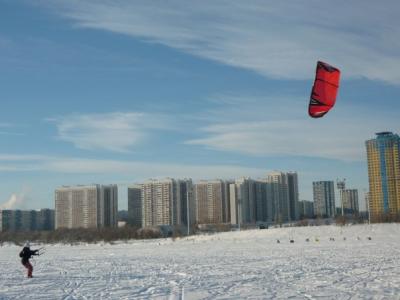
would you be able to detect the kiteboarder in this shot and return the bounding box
[19,241,39,278]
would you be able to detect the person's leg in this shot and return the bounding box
[24,262,33,278]
[27,262,33,277]
[22,261,28,276]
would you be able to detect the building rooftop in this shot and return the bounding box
[376,131,393,136]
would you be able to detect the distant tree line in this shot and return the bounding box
[0,226,163,245]
[1,214,399,245]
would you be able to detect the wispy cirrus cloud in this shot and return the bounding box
[48,112,172,152]
[185,94,400,161]
[186,120,363,161]
[0,154,50,161]
[0,153,267,180]
[0,122,24,136]
[41,0,400,84]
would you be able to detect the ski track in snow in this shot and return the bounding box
[1,224,400,299]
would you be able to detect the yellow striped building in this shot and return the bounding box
[366,132,400,222]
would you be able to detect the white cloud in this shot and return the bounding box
[42,95,398,162]
[49,112,171,152]
[43,158,266,180]
[185,94,400,161]
[0,153,267,181]
[186,120,360,161]
[0,154,49,161]
[43,0,400,84]
[0,132,23,136]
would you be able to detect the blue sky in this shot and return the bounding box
[1,0,399,210]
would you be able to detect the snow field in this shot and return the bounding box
[1,223,399,299]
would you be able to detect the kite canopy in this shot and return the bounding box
[308,61,340,118]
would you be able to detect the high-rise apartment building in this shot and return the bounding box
[55,184,118,229]
[265,172,293,222]
[287,172,300,221]
[366,132,400,221]
[221,180,233,223]
[127,185,143,228]
[194,180,229,224]
[254,180,273,223]
[128,178,194,228]
[313,181,335,218]
[178,179,195,227]
[229,178,256,225]
[342,189,359,214]
[229,172,300,226]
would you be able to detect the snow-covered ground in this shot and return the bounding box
[1,224,400,299]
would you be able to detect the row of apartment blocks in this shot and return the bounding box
[127,172,301,228]
[1,177,359,232]
[0,209,54,232]
[53,173,359,230]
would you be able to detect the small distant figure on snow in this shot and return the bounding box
[329,237,335,241]
[276,239,280,244]
[305,238,310,242]
[290,239,294,243]
[367,237,372,240]
[19,241,39,278]
[343,237,347,241]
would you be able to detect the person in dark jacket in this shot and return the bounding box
[19,241,39,278]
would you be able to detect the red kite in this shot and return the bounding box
[309,61,340,118]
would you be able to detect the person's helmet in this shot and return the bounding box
[24,241,30,248]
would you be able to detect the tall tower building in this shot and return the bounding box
[313,181,335,218]
[366,132,400,221]
[55,184,118,229]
